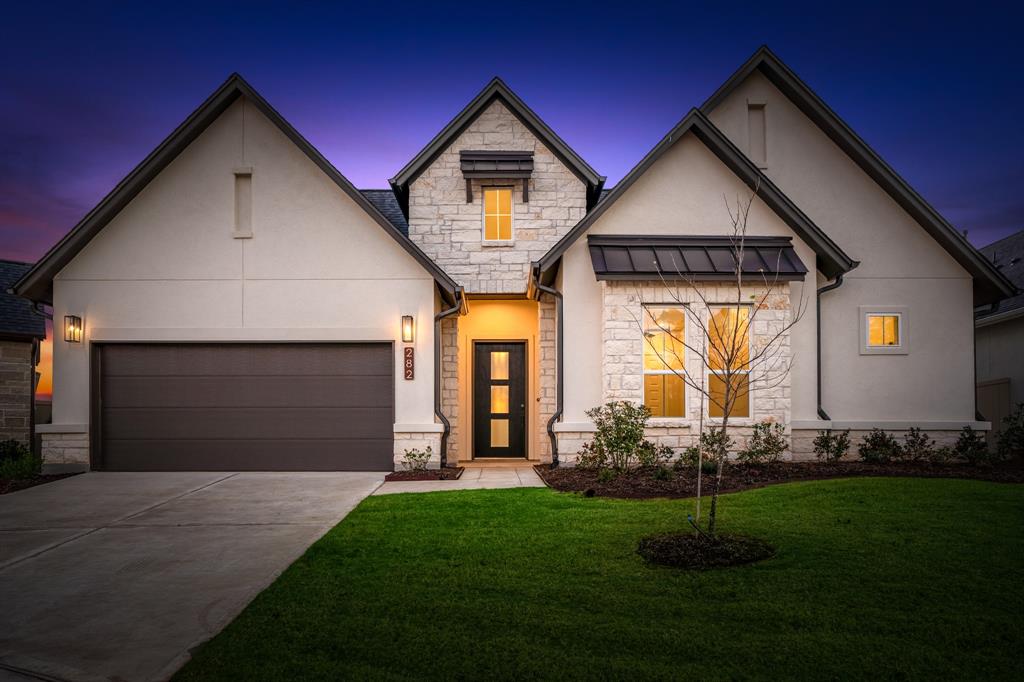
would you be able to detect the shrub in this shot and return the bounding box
[997,403,1024,460]
[859,429,902,464]
[737,421,788,464]
[636,440,674,468]
[813,429,850,463]
[652,465,672,481]
[675,430,732,475]
[0,440,40,480]
[596,467,617,483]
[955,426,991,466]
[400,446,432,472]
[901,428,935,462]
[579,401,665,471]
[927,445,954,465]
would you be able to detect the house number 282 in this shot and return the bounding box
[403,347,414,380]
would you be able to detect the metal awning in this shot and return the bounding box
[460,151,534,202]
[587,235,808,281]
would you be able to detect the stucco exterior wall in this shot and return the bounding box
[705,70,977,424]
[559,133,817,428]
[406,100,587,294]
[48,97,440,462]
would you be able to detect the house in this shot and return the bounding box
[13,47,1016,472]
[0,259,47,449]
[976,229,1024,440]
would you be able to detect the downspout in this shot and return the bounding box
[816,274,845,420]
[532,266,563,467]
[434,288,463,468]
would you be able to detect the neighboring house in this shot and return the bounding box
[13,47,1016,472]
[0,259,46,448]
[976,229,1024,439]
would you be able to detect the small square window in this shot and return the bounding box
[859,307,909,355]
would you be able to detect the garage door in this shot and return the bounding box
[95,343,393,471]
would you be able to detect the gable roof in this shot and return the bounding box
[701,46,1016,306]
[13,74,459,305]
[0,260,46,340]
[388,77,605,215]
[536,109,858,282]
[976,229,1024,323]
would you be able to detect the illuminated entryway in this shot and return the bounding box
[442,298,553,463]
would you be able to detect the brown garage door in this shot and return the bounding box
[95,343,393,471]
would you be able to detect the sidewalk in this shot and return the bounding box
[372,466,545,495]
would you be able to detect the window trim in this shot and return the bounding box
[641,304,687,419]
[481,185,514,244]
[859,305,909,355]
[708,304,753,420]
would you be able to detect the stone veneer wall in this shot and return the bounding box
[0,340,35,446]
[40,429,90,468]
[393,430,444,470]
[556,280,795,465]
[439,316,460,463]
[537,294,557,462]
[406,100,587,294]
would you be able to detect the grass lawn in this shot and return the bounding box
[176,479,1023,680]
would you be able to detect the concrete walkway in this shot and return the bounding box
[0,471,383,682]
[373,465,545,495]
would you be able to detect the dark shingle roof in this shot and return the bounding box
[0,260,46,339]
[359,189,408,236]
[977,229,1024,319]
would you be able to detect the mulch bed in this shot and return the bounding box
[0,472,80,495]
[384,467,464,482]
[535,459,1024,499]
[637,532,775,570]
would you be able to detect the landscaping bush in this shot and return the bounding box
[927,445,955,465]
[737,421,788,464]
[901,428,935,462]
[813,429,850,463]
[955,426,992,466]
[578,401,667,472]
[0,440,41,480]
[400,446,432,472]
[996,403,1024,460]
[859,428,902,464]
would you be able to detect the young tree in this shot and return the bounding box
[628,185,807,536]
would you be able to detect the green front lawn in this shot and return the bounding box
[177,479,1024,680]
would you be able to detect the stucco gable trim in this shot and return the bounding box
[388,77,605,215]
[701,46,1016,306]
[536,109,858,282]
[14,74,459,305]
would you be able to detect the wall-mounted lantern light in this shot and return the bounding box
[401,315,415,343]
[64,315,83,343]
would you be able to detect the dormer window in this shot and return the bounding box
[483,188,513,241]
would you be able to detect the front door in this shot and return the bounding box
[473,342,526,458]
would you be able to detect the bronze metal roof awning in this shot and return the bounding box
[460,151,534,202]
[588,235,809,281]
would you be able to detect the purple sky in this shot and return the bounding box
[2,1,1023,263]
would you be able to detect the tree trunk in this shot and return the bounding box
[707,416,729,537]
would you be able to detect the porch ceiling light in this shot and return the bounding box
[401,315,415,343]
[64,315,83,343]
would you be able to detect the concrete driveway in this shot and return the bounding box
[0,471,384,682]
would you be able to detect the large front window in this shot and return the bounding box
[642,306,685,417]
[483,187,512,241]
[708,306,750,418]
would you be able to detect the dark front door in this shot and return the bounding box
[473,342,526,458]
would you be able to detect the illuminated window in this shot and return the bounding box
[708,306,750,418]
[642,306,685,417]
[483,188,512,241]
[867,314,900,347]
